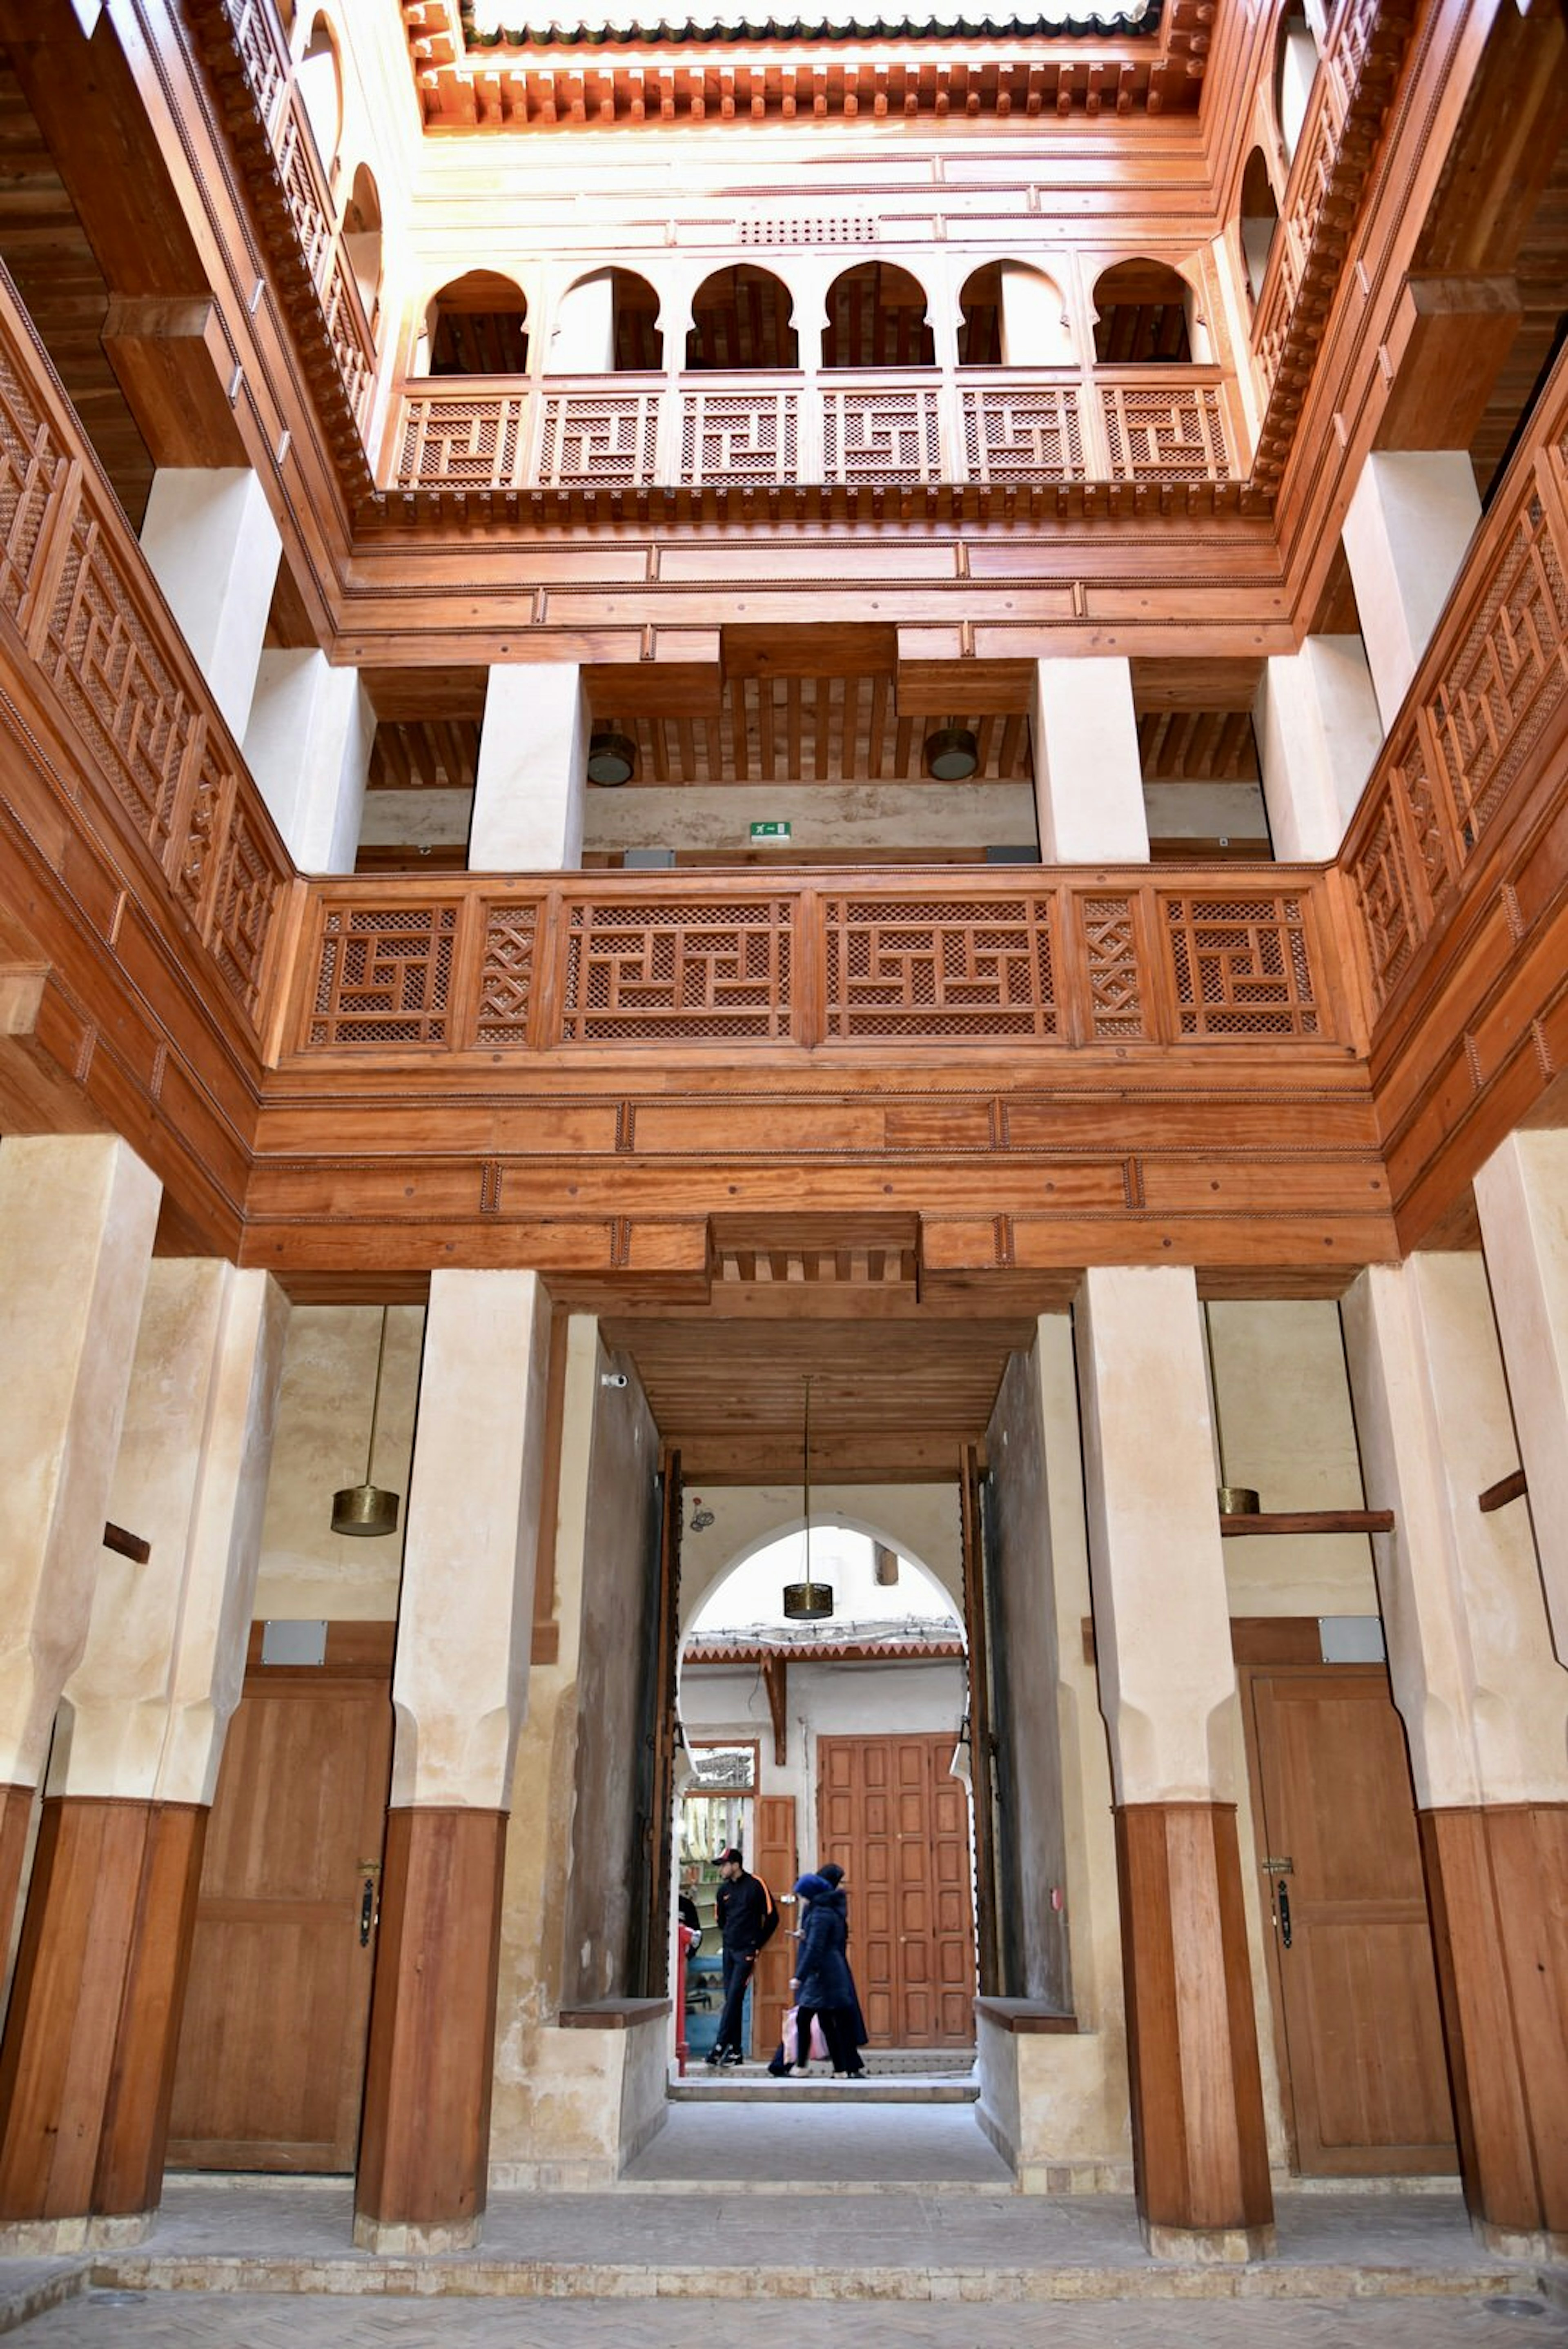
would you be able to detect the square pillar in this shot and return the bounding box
[138,469,282,744]
[1030,660,1148,863]
[1341,452,1481,730]
[1473,1128,1568,1668]
[1074,1267,1272,2261]
[0,1265,288,2243]
[1342,1256,1568,2252]
[354,1269,552,2253]
[469,666,588,872]
[1254,637,1383,859]
[244,652,376,873]
[0,1138,159,1944]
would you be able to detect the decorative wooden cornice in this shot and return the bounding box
[403,0,1211,127]
[184,0,376,507]
[1248,0,1417,497]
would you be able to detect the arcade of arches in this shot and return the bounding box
[0,0,1566,2284]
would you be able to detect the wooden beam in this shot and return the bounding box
[1373,276,1522,455]
[762,1649,787,1766]
[1477,1469,1526,1515]
[1219,1510,1393,1536]
[102,1521,151,1565]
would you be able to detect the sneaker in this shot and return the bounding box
[704,2050,723,2067]
[720,2048,745,2066]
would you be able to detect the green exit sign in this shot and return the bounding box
[750,821,792,842]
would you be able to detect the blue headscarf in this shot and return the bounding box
[793,1872,830,1902]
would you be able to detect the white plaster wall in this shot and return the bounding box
[1206,1299,1379,1616]
[677,1483,962,1625]
[253,1305,423,1622]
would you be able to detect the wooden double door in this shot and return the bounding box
[1243,1665,1456,2177]
[166,1625,394,2172]
[817,1731,975,2047]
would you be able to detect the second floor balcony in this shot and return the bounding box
[383,363,1247,525]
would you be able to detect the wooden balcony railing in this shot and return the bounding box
[188,0,378,471]
[1342,349,1568,1021]
[1249,0,1416,492]
[387,364,1243,521]
[0,266,290,1034]
[281,871,1348,1065]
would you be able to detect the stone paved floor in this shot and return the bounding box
[15,2288,1566,2345]
[622,2100,1012,2185]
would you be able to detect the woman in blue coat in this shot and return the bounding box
[784,1872,866,2078]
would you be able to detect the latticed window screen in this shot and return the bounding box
[1163,895,1321,1037]
[477,903,540,1046]
[822,897,1058,1040]
[397,395,528,490]
[1101,384,1231,484]
[1349,807,1418,1012]
[309,906,458,1046]
[539,392,659,490]
[1082,896,1145,1038]
[822,387,941,488]
[1428,489,1568,863]
[209,802,281,1017]
[561,900,793,1043]
[681,389,798,488]
[962,386,1084,483]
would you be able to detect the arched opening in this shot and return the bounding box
[676,1523,973,2068]
[1276,2,1320,164]
[552,267,663,374]
[341,163,383,328]
[822,263,934,369]
[686,267,797,370]
[1091,258,1195,363]
[420,271,530,376]
[957,263,1002,365]
[297,14,343,180]
[1240,147,1281,308]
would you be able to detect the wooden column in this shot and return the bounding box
[1420,1806,1568,2249]
[0,1799,206,2236]
[1114,1803,1272,2255]
[0,1786,33,1980]
[354,1808,509,2253]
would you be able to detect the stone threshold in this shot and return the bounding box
[0,2260,89,2336]
[669,2077,980,2102]
[78,2251,1547,2306]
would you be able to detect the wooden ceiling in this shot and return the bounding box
[0,58,152,527]
[601,1312,1035,1481]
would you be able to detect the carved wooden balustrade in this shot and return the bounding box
[388,363,1242,521]
[187,0,379,470]
[0,264,290,1033]
[1343,352,1568,1024]
[1249,0,1417,493]
[281,871,1348,1066]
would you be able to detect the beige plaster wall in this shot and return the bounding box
[252,1305,423,1622]
[1207,1299,1379,1616]
[677,1483,962,1627]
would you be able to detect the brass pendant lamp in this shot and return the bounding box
[782,1373,834,1621]
[331,1306,401,1538]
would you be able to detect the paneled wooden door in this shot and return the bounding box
[817,1732,975,2047]
[753,1794,797,2058]
[1244,1668,1456,2177]
[166,1625,395,2172]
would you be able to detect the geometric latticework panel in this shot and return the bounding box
[396,394,530,491]
[1163,894,1322,1036]
[539,390,660,489]
[1347,801,1419,1013]
[1427,487,1568,864]
[477,902,540,1045]
[1082,895,1145,1038]
[208,793,283,1018]
[680,387,799,489]
[561,900,794,1042]
[308,906,458,1046]
[822,386,942,488]
[0,352,71,627]
[822,896,1058,1040]
[962,384,1084,483]
[1101,383,1232,484]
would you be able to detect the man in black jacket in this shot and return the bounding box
[705,1846,773,2066]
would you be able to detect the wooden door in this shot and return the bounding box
[817,1731,975,2047]
[166,1624,394,2172]
[1244,1668,1456,2176]
[753,1793,797,2057]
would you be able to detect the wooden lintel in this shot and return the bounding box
[102,295,249,470]
[1477,1468,1527,1515]
[1219,1509,1393,1536]
[762,1649,787,1766]
[1373,275,1522,455]
[102,1521,151,1564]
